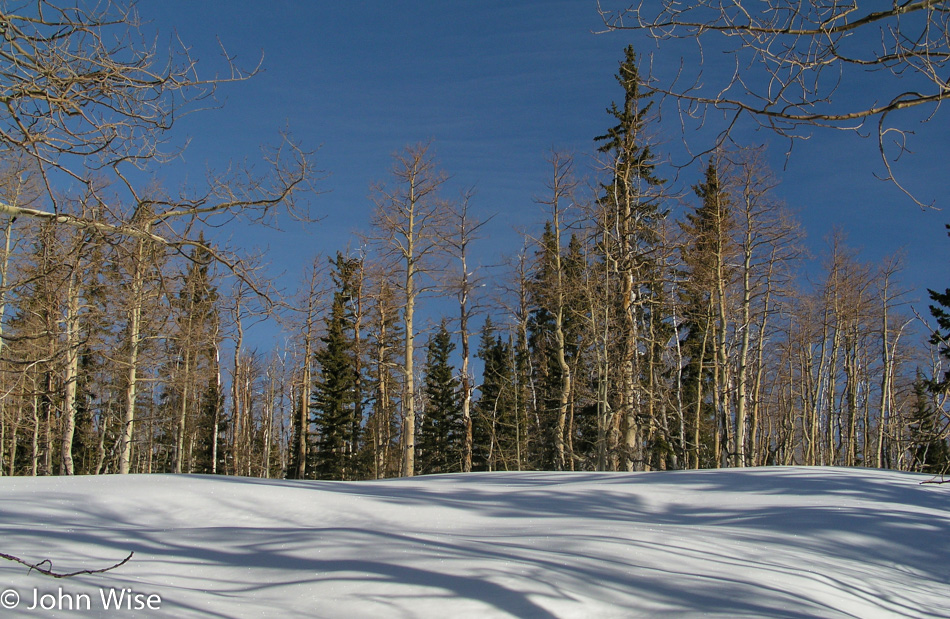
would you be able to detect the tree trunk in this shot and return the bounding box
[118,236,147,475]
[60,267,80,475]
[174,348,192,474]
[403,248,415,477]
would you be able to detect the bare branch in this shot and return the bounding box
[597,0,950,205]
[0,551,134,578]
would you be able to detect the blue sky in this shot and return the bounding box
[143,1,949,339]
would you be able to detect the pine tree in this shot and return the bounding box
[527,217,588,469]
[595,45,664,230]
[916,223,950,475]
[417,321,462,474]
[71,242,112,475]
[6,222,62,475]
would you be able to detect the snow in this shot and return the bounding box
[1,467,948,618]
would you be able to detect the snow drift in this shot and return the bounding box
[0,467,947,618]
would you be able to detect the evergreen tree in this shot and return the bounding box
[71,241,111,475]
[678,160,734,468]
[527,222,589,469]
[594,44,668,470]
[160,238,222,474]
[914,223,950,475]
[6,222,62,475]
[907,371,950,474]
[192,376,225,474]
[527,222,561,468]
[474,318,518,470]
[311,253,362,480]
[928,224,950,392]
[417,321,462,474]
[595,45,665,231]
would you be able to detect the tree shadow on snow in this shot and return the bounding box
[0,467,947,618]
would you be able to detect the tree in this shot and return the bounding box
[597,1,949,205]
[531,152,581,470]
[417,321,462,474]
[928,225,950,393]
[474,318,519,471]
[907,372,949,475]
[922,223,950,470]
[441,189,490,473]
[594,44,667,471]
[162,238,222,474]
[286,258,327,479]
[370,142,448,477]
[0,1,316,475]
[311,254,362,480]
[0,1,315,244]
[5,222,63,475]
[679,158,734,468]
[363,270,403,479]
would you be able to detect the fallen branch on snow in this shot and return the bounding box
[0,551,134,578]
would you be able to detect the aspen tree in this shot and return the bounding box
[441,190,489,473]
[370,143,448,477]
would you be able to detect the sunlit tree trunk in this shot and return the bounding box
[118,235,148,475]
[370,143,448,477]
[60,267,80,475]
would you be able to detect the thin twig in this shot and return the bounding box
[0,551,134,579]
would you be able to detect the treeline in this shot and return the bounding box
[1,47,947,479]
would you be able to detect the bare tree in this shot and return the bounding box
[597,1,949,204]
[284,257,329,479]
[363,262,403,479]
[0,1,317,284]
[225,277,269,476]
[369,142,448,477]
[535,152,580,470]
[441,189,491,473]
[876,256,912,468]
[0,3,320,476]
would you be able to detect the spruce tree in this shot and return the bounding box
[474,318,518,471]
[311,253,362,480]
[928,224,950,392]
[594,44,667,470]
[915,223,950,475]
[908,372,950,474]
[527,222,588,469]
[678,160,734,468]
[527,222,561,468]
[417,321,462,474]
[164,238,222,474]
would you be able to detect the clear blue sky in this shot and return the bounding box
[144,1,949,340]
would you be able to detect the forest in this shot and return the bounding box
[0,2,948,480]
